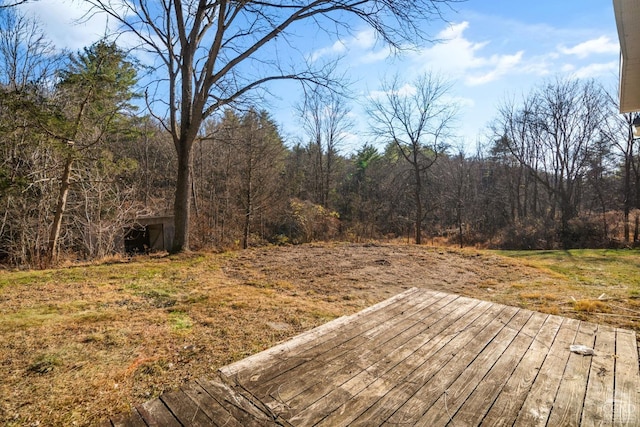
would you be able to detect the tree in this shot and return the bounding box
[83,0,461,253]
[0,7,57,89]
[439,149,471,247]
[339,144,385,238]
[190,109,287,248]
[601,86,640,244]
[47,40,138,263]
[367,72,457,244]
[0,1,31,9]
[0,8,59,266]
[215,109,286,249]
[297,86,353,208]
[493,78,608,248]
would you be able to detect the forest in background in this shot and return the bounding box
[1,6,639,268]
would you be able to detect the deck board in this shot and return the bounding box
[106,288,640,426]
[582,325,617,426]
[261,293,467,411]
[614,329,640,426]
[255,291,455,406]
[546,321,598,427]
[306,301,507,426]
[449,311,547,426]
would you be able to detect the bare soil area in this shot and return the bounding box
[224,242,540,307]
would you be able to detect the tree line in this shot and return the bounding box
[0,5,638,267]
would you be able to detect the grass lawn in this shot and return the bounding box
[0,244,638,426]
[495,249,640,331]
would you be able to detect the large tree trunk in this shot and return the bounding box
[172,139,194,253]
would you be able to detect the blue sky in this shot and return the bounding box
[19,0,621,153]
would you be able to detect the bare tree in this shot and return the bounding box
[0,1,31,9]
[368,72,457,244]
[0,7,57,88]
[599,87,640,244]
[0,8,59,266]
[493,78,608,248]
[82,0,461,253]
[297,85,353,208]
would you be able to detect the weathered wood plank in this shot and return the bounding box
[360,291,451,339]
[268,295,484,418]
[613,329,640,426]
[446,311,548,426]
[581,324,616,426]
[407,309,534,426]
[376,305,520,426]
[339,300,500,426]
[479,314,564,427]
[196,377,274,426]
[160,389,215,426]
[221,287,424,384]
[181,382,244,427]
[260,290,452,383]
[136,398,182,427]
[513,317,581,426]
[310,303,516,426]
[109,408,148,427]
[546,321,598,426]
[257,292,461,408]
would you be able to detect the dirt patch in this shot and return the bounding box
[222,242,543,307]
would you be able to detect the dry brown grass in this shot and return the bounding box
[0,251,351,426]
[1,243,638,426]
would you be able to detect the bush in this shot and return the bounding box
[280,199,340,244]
[493,219,556,250]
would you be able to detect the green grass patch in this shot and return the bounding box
[0,305,63,330]
[28,353,63,375]
[169,311,193,331]
[495,249,640,296]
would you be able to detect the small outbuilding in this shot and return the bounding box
[124,216,174,254]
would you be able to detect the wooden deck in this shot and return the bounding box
[105,288,640,426]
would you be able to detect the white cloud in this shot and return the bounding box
[368,83,417,100]
[395,83,417,97]
[410,22,525,86]
[518,56,553,77]
[351,28,377,50]
[558,36,619,58]
[19,0,112,50]
[309,28,391,64]
[409,21,620,87]
[417,22,489,71]
[570,61,618,79]
[465,51,524,86]
[309,40,347,62]
[446,95,475,109]
[359,46,395,64]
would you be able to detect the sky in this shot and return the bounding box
[17,0,621,154]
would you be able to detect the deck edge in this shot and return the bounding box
[219,287,424,378]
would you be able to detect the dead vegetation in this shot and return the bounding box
[0,243,638,426]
